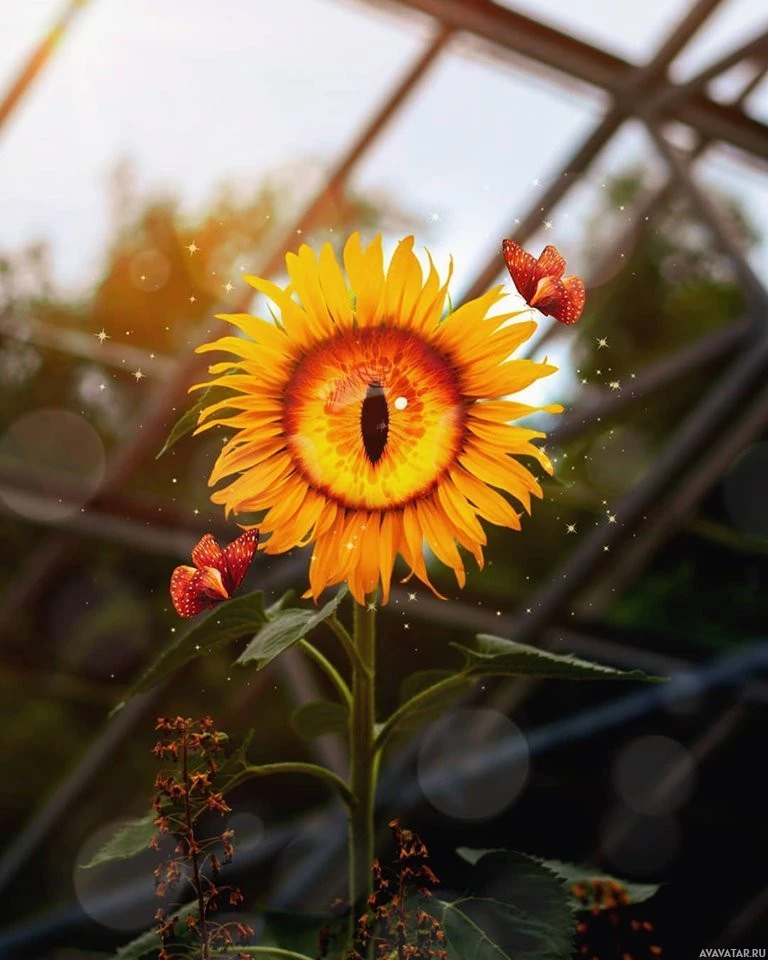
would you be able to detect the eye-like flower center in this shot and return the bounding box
[283,328,465,510]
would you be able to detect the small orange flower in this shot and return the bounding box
[502,239,585,325]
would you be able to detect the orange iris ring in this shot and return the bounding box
[281,326,468,512]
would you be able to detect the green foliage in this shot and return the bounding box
[155,383,235,458]
[110,903,198,959]
[539,858,660,910]
[429,851,575,960]
[396,669,475,733]
[81,812,156,870]
[237,586,348,670]
[113,591,270,712]
[453,634,664,682]
[291,699,348,740]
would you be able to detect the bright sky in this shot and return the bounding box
[0,0,765,297]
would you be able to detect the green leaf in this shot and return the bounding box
[261,909,340,957]
[113,592,269,712]
[111,903,198,959]
[396,670,475,734]
[452,634,664,682]
[430,850,574,960]
[291,699,348,740]
[237,585,348,670]
[155,384,235,459]
[538,858,661,910]
[81,812,156,870]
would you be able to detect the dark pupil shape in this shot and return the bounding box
[361,381,389,464]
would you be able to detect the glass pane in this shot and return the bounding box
[493,0,693,64]
[670,0,767,81]
[350,35,601,295]
[0,0,430,289]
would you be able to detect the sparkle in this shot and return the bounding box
[133,369,145,381]
[404,622,410,630]
[407,592,417,602]
[603,545,610,552]
[532,177,541,186]
[186,241,199,254]
[429,212,440,222]
[543,219,553,230]
[223,281,234,294]
[344,540,355,551]
[609,380,621,391]
[608,514,617,523]
[566,523,577,534]
[366,601,378,612]
[95,328,110,343]
[189,295,196,303]
[596,337,609,349]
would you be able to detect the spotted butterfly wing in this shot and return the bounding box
[223,528,259,592]
[501,239,541,302]
[169,529,259,618]
[171,565,224,618]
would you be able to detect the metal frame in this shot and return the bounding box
[1,0,768,948]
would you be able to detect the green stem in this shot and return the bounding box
[226,762,355,808]
[298,638,352,710]
[328,613,369,675]
[373,672,471,755]
[348,598,377,923]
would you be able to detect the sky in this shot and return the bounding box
[0,0,766,299]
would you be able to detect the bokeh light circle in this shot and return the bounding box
[0,409,105,522]
[73,819,165,931]
[612,734,696,816]
[129,249,171,291]
[417,708,529,820]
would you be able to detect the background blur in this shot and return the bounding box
[1,1,767,957]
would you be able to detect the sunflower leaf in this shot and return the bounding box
[291,699,348,741]
[236,585,348,670]
[394,670,475,735]
[155,384,235,459]
[112,592,269,713]
[452,634,664,682]
[427,851,574,960]
[81,812,156,870]
[537,858,661,910]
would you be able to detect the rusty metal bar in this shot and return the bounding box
[0,0,93,135]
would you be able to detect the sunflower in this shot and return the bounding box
[192,234,562,605]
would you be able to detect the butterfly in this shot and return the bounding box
[502,239,586,325]
[170,529,259,618]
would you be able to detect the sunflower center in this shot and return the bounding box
[361,381,388,464]
[283,328,465,510]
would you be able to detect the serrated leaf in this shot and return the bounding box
[155,384,235,459]
[539,858,660,909]
[291,699,348,740]
[236,585,348,670]
[430,850,574,960]
[453,634,664,682]
[81,812,156,870]
[111,903,198,959]
[113,592,269,712]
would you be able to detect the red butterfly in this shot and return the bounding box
[502,239,586,325]
[170,530,259,618]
